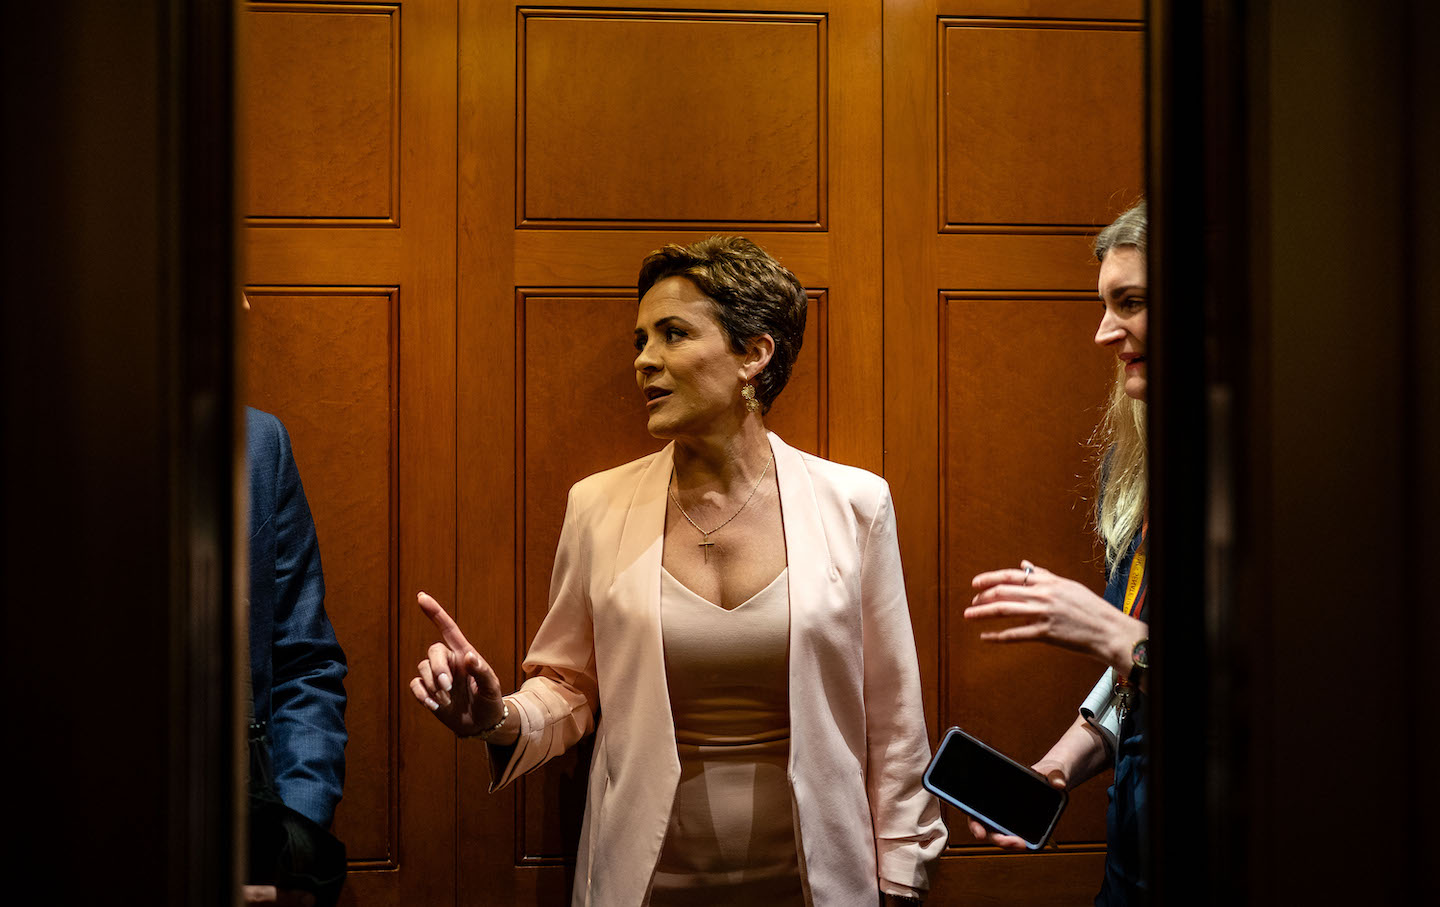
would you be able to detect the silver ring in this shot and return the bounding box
[1023,564,1034,586]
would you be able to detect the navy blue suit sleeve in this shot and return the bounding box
[254,411,349,828]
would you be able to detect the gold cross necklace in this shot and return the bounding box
[668,453,774,562]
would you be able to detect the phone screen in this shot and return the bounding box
[923,727,1067,849]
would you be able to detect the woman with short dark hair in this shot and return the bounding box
[412,235,946,906]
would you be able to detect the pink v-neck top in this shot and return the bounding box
[649,567,803,904]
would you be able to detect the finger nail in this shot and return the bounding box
[424,697,439,710]
[439,673,452,692]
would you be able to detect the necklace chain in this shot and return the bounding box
[668,453,775,551]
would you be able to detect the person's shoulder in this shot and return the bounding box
[567,447,666,505]
[777,440,895,534]
[246,406,299,462]
[246,407,291,480]
[790,445,890,502]
[246,406,283,444]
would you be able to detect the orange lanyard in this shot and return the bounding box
[1122,517,1149,619]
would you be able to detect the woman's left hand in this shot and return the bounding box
[965,560,1146,674]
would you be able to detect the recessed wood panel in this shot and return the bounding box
[243,287,398,865]
[242,3,399,225]
[514,287,824,859]
[944,0,1142,16]
[930,850,1108,905]
[940,292,1114,846]
[939,20,1143,230]
[518,9,826,230]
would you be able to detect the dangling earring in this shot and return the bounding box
[741,382,761,413]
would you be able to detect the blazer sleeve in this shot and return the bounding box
[266,421,349,828]
[487,486,600,790]
[861,484,948,896]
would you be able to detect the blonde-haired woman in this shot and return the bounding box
[965,201,1151,906]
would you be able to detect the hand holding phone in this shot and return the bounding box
[923,727,1068,851]
[966,759,1067,850]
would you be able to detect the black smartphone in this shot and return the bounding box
[922,726,1067,850]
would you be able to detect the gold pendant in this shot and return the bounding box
[698,536,714,562]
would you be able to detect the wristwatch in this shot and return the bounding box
[1128,637,1149,686]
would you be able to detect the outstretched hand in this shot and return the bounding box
[965,561,1146,674]
[409,592,507,737]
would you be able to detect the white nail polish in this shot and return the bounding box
[439,673,452,692]
[425,697,439,710]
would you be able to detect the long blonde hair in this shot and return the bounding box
[1092,201,1148,567]
[1095,368,1147,567]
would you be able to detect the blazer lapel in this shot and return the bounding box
[606,442,674,673]
[771,433,838,650]
[611,442,673,585]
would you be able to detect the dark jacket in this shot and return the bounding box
[247,407,348,828]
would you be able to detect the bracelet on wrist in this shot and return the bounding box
[471,698,510,741]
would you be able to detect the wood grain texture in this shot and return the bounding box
[456,0,528,899]
[939,292,1112,844]
[460,3,878,901]
[944,0,1142,20]
[240,0,456,903]
[934,233,1101,289]
[930,850,1108,904]
[244,287,398,865]
[514,230,834,289]
[819,0,884,474]
[242,3,398,224]
[237,0,1146,901]
[390,2,457,905]
[516,295,657,863]
[246,229,403,285]
[940,19,1144,229]
[886,0,1144,901]
[519,9,825,229]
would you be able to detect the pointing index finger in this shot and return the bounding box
[417,592,474,655]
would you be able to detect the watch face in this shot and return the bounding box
[1132,638,1149,669]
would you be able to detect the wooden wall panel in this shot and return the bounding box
[886,0,1144,902]
[244,287,399,866]
[238,0,1144,901]
[940,19,1143,230]
[939,293,1112,845]
[242,3,399,225]
[459,2,880,901]
[519,9,825,230]
[240,0,456,904]
[948,0,1141,15]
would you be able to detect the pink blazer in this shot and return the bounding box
[489,433,947,905]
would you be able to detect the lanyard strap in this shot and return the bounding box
[1122,517,1149,618]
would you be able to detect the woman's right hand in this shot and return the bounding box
[409,592,507,738]
[965,760,1068,851]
